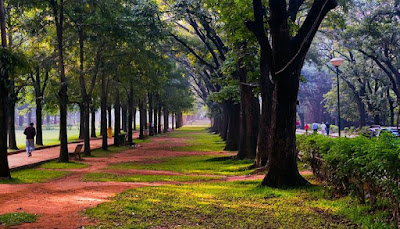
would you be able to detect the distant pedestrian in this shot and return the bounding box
[304,124,309,134]
[24,123,36,157]
[321,123,327,135]
[326,122,331,136]
[312,123,319,133]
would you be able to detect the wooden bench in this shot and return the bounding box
[68,144,83,160]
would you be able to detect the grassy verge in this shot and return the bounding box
[167,127,225,152]
[85,180,393,228]
[89,146,132,158]
[106,155,254,176]
[40,161,89,169]
[0,212,38,227]
[82,173,222,183]
[0,169,71,184]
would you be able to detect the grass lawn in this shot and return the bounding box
[89,146,132,158]
[84,125,394,228]
[0,169,71,184]
[40,161,89,169]
[166,126,225,152]
[0,212,38,227]
[82,173,222,183]
[106,155,254,176]
[85,180,393,228]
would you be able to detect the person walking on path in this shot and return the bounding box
[24,123,36,157]
[312,123,319,134]
[321,123,327,135]
[326,122,331,136]
[304,124,309,134]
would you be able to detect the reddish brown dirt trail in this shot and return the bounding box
[0,135,263,229]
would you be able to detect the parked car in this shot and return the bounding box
[377,127,399,137]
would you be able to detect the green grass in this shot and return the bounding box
[82,173,222,183]
[40,161,89,169]
[0,212,38,227]
[0,169,71,184]
[106,155,254,176]
[167,126,225,152]
[84,180,394,228]
[89,146,131,158]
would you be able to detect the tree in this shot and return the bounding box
[247,0,338,187]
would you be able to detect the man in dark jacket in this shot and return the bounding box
[24,123,36,157]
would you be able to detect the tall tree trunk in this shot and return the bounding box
[158,105,162,134]
[51,0,68,162]
[163,108,169,133]
[148,93,154,136]
[107,106,112,128]
[54,115,57,125]
[220,103,229,141]
[133,107,137,131]
[8,92,18,150]
[91,108,96,138]
[224,102,240,151]
[172,114,175,130]
[237,83,259,160]
[263,68,308,187]
[36,99,43,145]
[78,29,90,156]
[19,115,23,126]
[127,81,133,144]
[154,103,158,136]
[139,100,145,139]
[101,73,108,150]
[79,103,84,139]
[46,114,50,125]
[122,105,127,132]
[114,92,121,146]
[0,0,10,178]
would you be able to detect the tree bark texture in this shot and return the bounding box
[114,92,121,146]
[249,0,337,186]
[127,81,134,144]
[163,108,169,133]
[139,100,145,139]
[101,73,108,150]
[224,102,240,151]
[91,109,96,138]
[0,0,10,178]
[148,93,154,136]
[50,0,69,162]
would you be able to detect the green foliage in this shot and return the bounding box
[84,181,392,228]
[0,212,38,227]
[298,134,400,223]
[82,173,221,183]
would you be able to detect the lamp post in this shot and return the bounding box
[330,57,344,137]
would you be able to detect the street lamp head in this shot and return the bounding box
[330,57,344,67]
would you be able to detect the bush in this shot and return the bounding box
[297,134,400,224]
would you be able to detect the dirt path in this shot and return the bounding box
[0,134,266,229]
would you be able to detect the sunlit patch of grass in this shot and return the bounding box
[89,146,131,158]
[0,212,38,227]
[106,155,254,176]
[85,181,393,228]
[40,161,89,169]
[167,127,225,152]
[82,173,221,183]
[134,138,151,144]
[0,169,71,184]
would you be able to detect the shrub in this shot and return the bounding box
[297,134,400,224]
